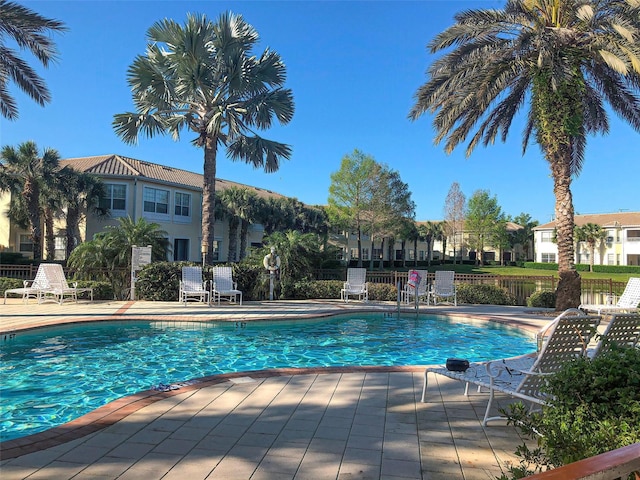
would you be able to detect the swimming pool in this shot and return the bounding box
[0,313,535,442]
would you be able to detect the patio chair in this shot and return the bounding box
[340,268,368,302]
[211,266,243,306]
[591,312,640,357]
[38,263,93,304]
[579,277,640,314]
[179,266,210,306]
[401,270,428,305]
[421,308,601,426]
[428,270,457,306]
[3,264,51,304]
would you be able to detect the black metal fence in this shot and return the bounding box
[1,264,629,306]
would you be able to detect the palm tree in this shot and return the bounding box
[575,223,606,272]
[0,141,61,260]
[68,216,170,299]
[57,167,108,259]
[217,187,246,262]
[113,12,294,265]
[0,0,66,120]
[410,0,640,309]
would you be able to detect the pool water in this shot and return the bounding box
[0,313,535,441]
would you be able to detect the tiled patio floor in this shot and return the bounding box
[0,299,549,479]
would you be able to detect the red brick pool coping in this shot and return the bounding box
[0,365,426,460]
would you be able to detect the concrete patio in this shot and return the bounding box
[0,299,550,479]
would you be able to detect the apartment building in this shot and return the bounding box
[533,212,640,266]
[0,154,286,263]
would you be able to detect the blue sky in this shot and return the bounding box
[3,0,638,224]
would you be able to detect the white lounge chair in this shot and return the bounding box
[428,270,457,306]
[3,264,51,304]
[211,266,242,306]
[421,309,601,426]
[401,270,428,305]
[591,312,640,357]
[340,268,368,302]
[579,277,640,314]
[179,266,210,306]
[38,263,93,304]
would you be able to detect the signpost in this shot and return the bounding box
[131,245,152,300]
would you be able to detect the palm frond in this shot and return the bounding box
[227,135,292,173]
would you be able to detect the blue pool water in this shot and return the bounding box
[0,313,535,441]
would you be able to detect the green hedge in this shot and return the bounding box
[456,283,516,305]
[524,262,640,274]
[527,290,556,308]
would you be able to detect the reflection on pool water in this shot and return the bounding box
[0,313,535,441]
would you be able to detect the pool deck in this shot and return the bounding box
[0,299,555,479]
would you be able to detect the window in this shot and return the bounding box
[349,248,359,259]
[540,231,553,242]
[408,249,415,261]
[212,240,220,261]
[174,192,191,218]
[143,187,169,214]
[174,239,189,261]
[607,253,615,265]
[541,253,556,263]
[19,234,33,252]
[372,248,382,260]
[54,237,66,261]
[100,184,126,211]
[362,247,370,261]
[419,250,425,261]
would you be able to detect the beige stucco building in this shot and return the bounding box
[533,212,640,266]
[0,154,286,263]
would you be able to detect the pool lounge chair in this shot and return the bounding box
[401,270,428,305]
[579,277,640,314]
[179,266,210,306]
[211,266,243,306]
[340,268,368,302]
[591,312,640,356]
[428,270,457,306]
[39,263,93,304]
[3,264,51,304]
[421,308,601,426]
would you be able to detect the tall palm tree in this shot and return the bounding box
[113,12,294,265]
[0,0,66,120]
[575,222,606,272]
[0,141,61,260]
[410,0,640,309]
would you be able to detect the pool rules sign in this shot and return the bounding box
[131,245,152,300]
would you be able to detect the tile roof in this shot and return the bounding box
[59,154,288,200]
[535,212,640,229]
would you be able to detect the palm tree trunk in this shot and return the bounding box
[44,207,55,260]
[239,219,249,260]
[202,139,217,265]
[551,157,581,310]
[24,180,43,261]
[66,205,80,260]
[227,216,239,262]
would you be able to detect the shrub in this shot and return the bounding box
[456,283,516,305]
[500,346,640,478]
[76,281,113,300]
[0,277,25,297]
[527,291,556,308]
[135,261,184,301]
